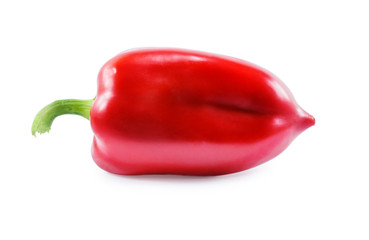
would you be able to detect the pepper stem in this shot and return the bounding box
[32,98,95,136]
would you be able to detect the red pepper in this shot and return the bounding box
[32,48,314,175]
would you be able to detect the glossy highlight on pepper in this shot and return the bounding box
[32,48,315,176]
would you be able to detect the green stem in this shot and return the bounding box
[32,98,95,136]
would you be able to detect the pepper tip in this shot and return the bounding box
[296,107,315,131]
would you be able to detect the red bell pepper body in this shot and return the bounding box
[89,49,314,175]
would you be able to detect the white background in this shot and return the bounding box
[1,0,368,239]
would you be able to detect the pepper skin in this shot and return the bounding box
[87,48,314,175]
